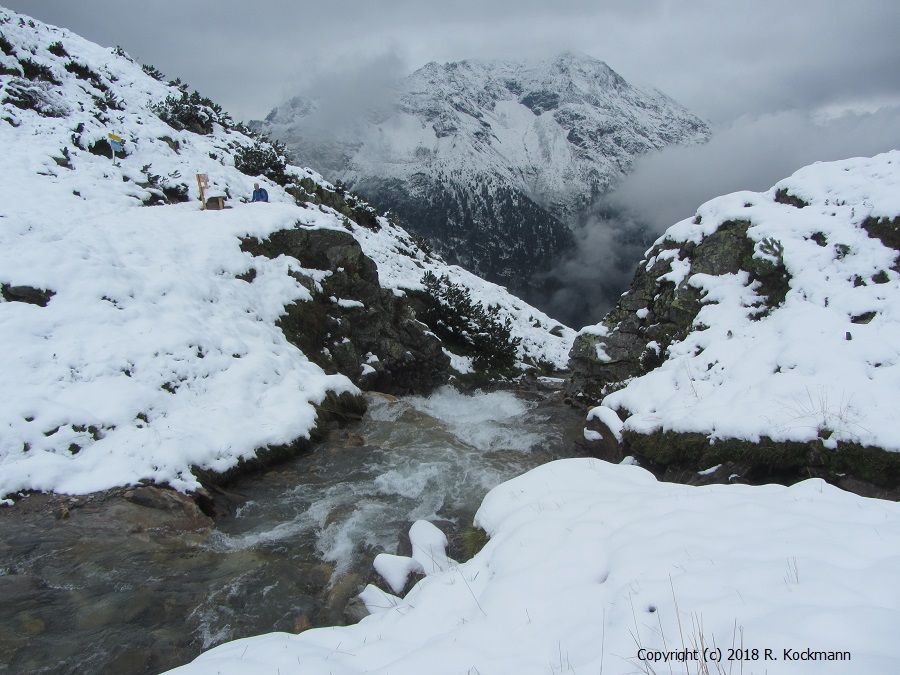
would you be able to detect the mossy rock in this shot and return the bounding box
[241,226,449,394]
[461,525,490,560]
[625,429,812,473]
[823,442,900,488]
[624,428,900,489]
[567,220,759,404]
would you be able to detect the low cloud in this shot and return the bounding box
[528,208,652,329]
[536,106,900,329]
[610,106,900,233]
[282,49,409,130]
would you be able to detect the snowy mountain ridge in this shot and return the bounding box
[0,8,574,499]
[258,53,709,295]
[263,52,709,218]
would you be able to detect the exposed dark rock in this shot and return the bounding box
[581,413,625,464]
[241,226,449,395]
[520,90,560,115]
[1,284,55,306]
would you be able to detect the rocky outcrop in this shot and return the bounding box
[242,226,450,395]
[567,219,761,403]
[565,152,900,495]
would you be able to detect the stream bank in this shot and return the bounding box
[0,381,587,674]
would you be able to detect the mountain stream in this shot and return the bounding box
[0,383,587,674]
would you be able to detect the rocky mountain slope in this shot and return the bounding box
[569,150,900,491]
[0,8,573,500]
[256,53,710,297]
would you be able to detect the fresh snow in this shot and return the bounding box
[0,8,573,499]
[7,11,900,675]
[168,458,900,674]
[595,150,900,452]
[261,53,710,221]
[586,405,624,443]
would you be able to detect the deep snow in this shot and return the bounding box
[593,150,900,452]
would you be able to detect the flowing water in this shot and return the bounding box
[0,384,586,674]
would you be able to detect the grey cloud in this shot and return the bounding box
[610,106,900,233]
[11,1,900,123]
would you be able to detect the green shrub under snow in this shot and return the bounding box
[415,271,520,373]
[233,139,290,186]
[152,89,231,135]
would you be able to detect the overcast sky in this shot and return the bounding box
[8,0,900,125]
[7,1,900,324]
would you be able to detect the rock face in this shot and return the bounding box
[257,53,709,297]
[242,226,450,395]
[567,152,900,493]
[568,219,763,403]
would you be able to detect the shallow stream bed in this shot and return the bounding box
[0,384,586,674]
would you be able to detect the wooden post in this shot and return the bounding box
[196,173,208,210]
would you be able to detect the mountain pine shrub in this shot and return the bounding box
[153,90,231,135]
[416,271,520,373]
[234,139,290,185]
[0,33,14,56]
[47,40,68,57]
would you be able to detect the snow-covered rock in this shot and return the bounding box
[569,150,900,485]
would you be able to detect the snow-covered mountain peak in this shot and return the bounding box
[263,52,709,217]
[257,53,709,300]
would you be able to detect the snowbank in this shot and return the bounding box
[0,8,574,497]
[167,458,900,674]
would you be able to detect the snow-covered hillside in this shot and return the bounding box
[0,8,573,500]
[572,150,900,460]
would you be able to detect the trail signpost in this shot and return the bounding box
[107,132,124,158]
[196,173,208,210]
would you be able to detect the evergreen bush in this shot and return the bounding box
[65,60,108,91]
[47,40,68,57]
[0,33,13,56]
[234,139,289,185]
[141,63,165,81]
[153,90,231,135]
[417,271,520,372]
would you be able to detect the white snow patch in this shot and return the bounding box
[583,428,603,441]
[586,406,624,443]
[697,464,722,476]
[168,459,900,675]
